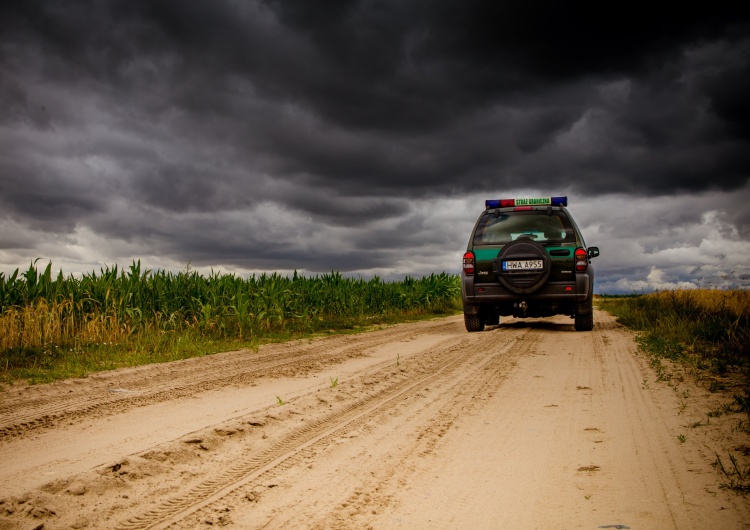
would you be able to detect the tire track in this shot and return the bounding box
[306,333,529,529]
[184,325,534,529]
[0,320,459,441]
[114,328,525,530]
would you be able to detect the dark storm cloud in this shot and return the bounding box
[4,2,749,192]
[1,0,749,278]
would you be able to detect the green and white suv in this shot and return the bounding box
[461,196,600,332]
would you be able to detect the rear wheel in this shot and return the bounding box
[575,279,594,332]
[464,313,485,332]
[574,312,594,331]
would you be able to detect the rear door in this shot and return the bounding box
[471,210,576,284]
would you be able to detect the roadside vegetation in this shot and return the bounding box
[598,290,750,492]
[0,261,461,385]
[598,290,749,383]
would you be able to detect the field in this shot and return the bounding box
[4,261,748,394]
[597,290,750,381]
[0,261,460,383]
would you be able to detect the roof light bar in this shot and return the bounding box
[485,196,567,209]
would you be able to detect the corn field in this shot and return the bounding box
[1,261,461,362]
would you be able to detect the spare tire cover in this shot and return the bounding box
[493,238,551,294]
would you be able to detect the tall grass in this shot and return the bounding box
[0,261,461,383]
[599,290,749,370]
[599,289,750,402]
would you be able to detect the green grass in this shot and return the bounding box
[0,262,462,385]
[598,291,749,375]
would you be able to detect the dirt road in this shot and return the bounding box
[1,311,748,529]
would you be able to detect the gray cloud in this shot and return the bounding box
[1,1,749,289]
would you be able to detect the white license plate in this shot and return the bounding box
[502,260,543,271]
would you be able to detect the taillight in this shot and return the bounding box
[463,251,475,275]
[575,248,588,272]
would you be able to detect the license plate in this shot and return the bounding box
[502,260,543,271]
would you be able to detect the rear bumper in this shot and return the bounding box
[462,273,592,312]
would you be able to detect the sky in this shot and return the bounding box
[1,1,749,293]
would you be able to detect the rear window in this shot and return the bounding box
[473,211,576,245]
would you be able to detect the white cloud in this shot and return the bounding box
[2,178,749,292]
[581,190,750,292]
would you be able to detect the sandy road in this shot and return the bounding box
[0,311,748,529]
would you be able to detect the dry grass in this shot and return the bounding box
[0,299,126,352]
[599,288,749,391]
[648,289,750,318]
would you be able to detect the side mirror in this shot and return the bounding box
[588,247,600,258]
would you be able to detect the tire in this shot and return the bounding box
[574,312,594,331]
[464,313,485,332]
[575,277,594,332]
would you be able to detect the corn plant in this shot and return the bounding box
[0,261,461,378]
